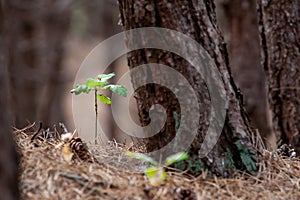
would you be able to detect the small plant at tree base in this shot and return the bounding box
[125,151,188,186]
[70,72,127,144]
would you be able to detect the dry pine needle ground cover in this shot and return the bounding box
[15,124,300,200]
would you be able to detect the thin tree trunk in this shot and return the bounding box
[119,0,259,176]
[1,0,71,128]
[217,0,275,149]
[257,0,300,152]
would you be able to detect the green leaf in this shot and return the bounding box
[145,167,167,180]
[146,167,167,186]
[102,84,127,97]
[96,94,111,104]
[125,151,158,166]
[86,78,107,89]
[70,84,91,95]
[145,166,159,178]
[160,170,167,181]
[164,152,188,166]
[70,84,81,95]
[97,73,115,82]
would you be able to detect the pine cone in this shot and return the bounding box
[69,137,92,162]
[173,188,197,200]
[277,144,296,158]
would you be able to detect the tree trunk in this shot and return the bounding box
[118,0,259,176]
[0,4,19,198]
[257,0,300,152]
[83,0,121,37]
[1,0,71,128]
[216,0,275,149]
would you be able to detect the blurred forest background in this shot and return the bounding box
[1,1,299,199]
[1,0,122,136]
[1,0,272,145]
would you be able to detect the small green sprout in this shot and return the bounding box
[125,151,188,186]
[71,72,127,144]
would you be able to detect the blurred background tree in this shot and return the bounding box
[216,0,274,149]
[0,3,19,199]
[1,0,72,128]
[257,0,300,153]
[0,1,121,197]
[0,0,122,132]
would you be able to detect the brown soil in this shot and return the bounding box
[16,124,300,200]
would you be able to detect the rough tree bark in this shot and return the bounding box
[257,0,300,152]
[217,0,274,149]
[1,0,71,128]
[0,4,19,198]
[119,0,259,176]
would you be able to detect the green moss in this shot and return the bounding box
[234,140,257,173]
[172,160,186,171]
[187,157,205,176]
[172,156,205,176]
[225,148,237,171]
[173,111,180,132]
[227,122,257,174]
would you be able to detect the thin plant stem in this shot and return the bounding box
[95,89,98,144]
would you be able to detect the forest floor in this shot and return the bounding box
[16,124,300,200]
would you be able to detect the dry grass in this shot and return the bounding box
[15,125,300,200]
